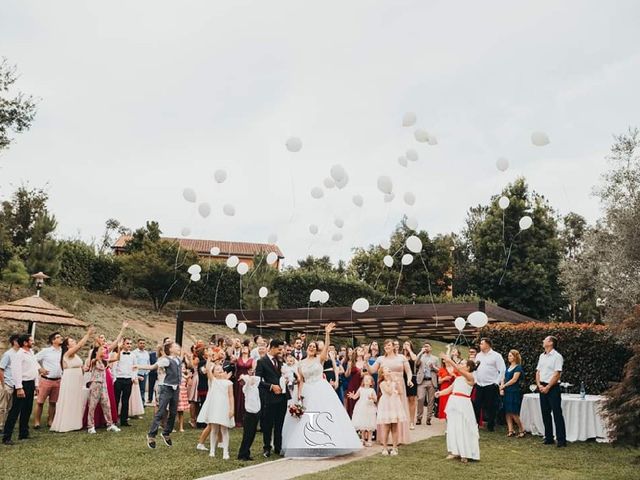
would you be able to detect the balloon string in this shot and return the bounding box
[393,263,404,300]
[419,253,439,327]
[213,270,225,317]
[178,279,192,309]
[498,230,522,286]
[259,298,264,336]
[239,277,248,321]
[502,210,507,255]
[248,254,265,280]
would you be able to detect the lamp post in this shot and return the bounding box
[28,272,50,336]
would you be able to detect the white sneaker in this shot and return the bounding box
[381,448,389,456]
[409,423,415,430]
[209,450,215,458]
[87,427,96,434]
[196,443,208,451]
[107,425,121,432]
[390,448,399,456]
[223,451,230,460]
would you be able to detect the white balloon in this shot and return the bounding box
[401,253,414,265]
[309,224,319,235]
[496,157,509,172]
[380,239,391,250]
[187,264,201,275]
[352,297,370,313]
[330,164,347,183]
[311,187,324,199]
[223,204,236,216]
[498,196,510,210]
[384,193,395,203]
[454,317,466,332]
[398,156,408,168]
[319,290,330,304]
[352,194,364,207]
[226,256,240,268]
[286,137,303,152]
[406,149,418,162]
[266,252,278,265]
[182,188,196,203]
[237,262,249,275]
[383,255,394,267]
[519,215,533,230]
[181,227,191,237]
[190,272,201,282]
[334,217,344,229]
[323,177,336,189]
[210,246,221,256]
[468,311,489,328]
[531,131,550,146]
[237,322,248,334]
[406,216,419,230]
[377,175,393,194]
[335,173,349,190]
[310,289,321,302]
[414,129,430,143]
[332,232,343,242]
[198,202,211,218]
[214,169,227,183]
[403,191,416,206]
[225,313,238,329]
[402,112,417,127]
[259,286,269,298]
[405,235,422,253]
[268,234,278,244]
[427,135,438,145]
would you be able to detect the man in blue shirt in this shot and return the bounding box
[0,334,20,433]
[133,339,150,405]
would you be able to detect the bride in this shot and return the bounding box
[281,323,362,458]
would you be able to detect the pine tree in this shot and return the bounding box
[1,256,29,297]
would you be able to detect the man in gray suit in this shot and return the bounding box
[415,342,439,425]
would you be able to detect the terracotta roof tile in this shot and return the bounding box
[112,235,283,258]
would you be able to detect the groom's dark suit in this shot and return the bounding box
[255,353,287,456]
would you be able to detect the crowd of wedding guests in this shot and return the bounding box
[0,322,567,463]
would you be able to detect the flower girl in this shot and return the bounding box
[376,367,407,456]
[348,374,377,446]
[197,363,234,459]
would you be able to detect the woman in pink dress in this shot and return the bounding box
[233,346,253,427]
[344,346,365,417]
[367,339,414,444]
[83,322,128,428]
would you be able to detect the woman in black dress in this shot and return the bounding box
[403,341,418,429]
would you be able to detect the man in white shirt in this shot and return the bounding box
[237,369,261,461]
[113,337,136,427]
[34,331,63,429]
[132,339,150,405]
[0,334,20,432]
[473,337,506,432]
[2,334,39,445]
[536,336,567,447]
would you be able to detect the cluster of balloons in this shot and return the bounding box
[497,197,534,231]
[187,264,202,282]
[453,311,489,332]
[182,167,235,219]
[309,289,330,304]
[225,313,248,334]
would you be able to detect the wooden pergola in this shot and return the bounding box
[175,301,537,344]
[0,295,87,338]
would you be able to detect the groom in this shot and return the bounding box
[255,339,287,457]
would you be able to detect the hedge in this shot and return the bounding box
[477,322,632,395]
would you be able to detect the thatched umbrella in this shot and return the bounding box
[0,295,87,338]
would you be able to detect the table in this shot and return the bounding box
[520,393,610,442]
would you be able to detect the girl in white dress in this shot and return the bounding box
[348,373,377,446]
[197,363,234,459]
[435,355,480,463]
[282,323,362,458]
[376,366,408,456]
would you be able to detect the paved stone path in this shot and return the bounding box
[197,419,446,480]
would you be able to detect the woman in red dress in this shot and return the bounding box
[437,362,458,419]
[344,346,365,417]
[233,345,253,427]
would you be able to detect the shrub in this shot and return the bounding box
[58,240,95,287]
[89,255,120,292]
[477,322,632,394]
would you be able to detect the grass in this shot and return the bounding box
[0,407,272,480]
[297,429,640,480]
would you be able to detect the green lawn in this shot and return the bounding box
[0,408,272,480]
[298,430,640,480]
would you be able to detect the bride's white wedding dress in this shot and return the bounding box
[282,357,362,458]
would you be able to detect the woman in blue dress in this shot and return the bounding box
[500,349,525,437]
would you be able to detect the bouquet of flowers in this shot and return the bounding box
[289,397,306,419]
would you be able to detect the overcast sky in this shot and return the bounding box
[2,0,640,266]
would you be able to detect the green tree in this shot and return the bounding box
[0,222,13,272]
[1,256,29,297]
[0,185,49,249]
[0,58,37,151]
[25,212,61,277]
[295,256,336,274]
[462,178,565,319]
[242,253,279,310]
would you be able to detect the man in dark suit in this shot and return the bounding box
[255,339,286,457]
[147,349,158,404]
[292,337,307,362]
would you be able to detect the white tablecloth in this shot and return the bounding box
[520,393,610,442]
